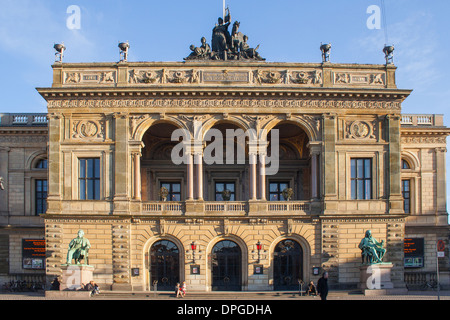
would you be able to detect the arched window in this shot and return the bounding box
[401,159,412,214]
[402,159,411,170]
[35,159,48,169]
[33,158,48,215]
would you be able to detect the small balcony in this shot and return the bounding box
[140,200,312,216]
[142,201,184,214]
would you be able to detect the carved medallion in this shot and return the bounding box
[72,120,104,139]
[350,121,370,139]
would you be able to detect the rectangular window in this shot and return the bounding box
[350,159,372,200]
[79,158,100,200]
[215,182,236,201]
[160,182,181,201]
[269,181,290,201]
[402,179,411,213]
[35,179,48,215]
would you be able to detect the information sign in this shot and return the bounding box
[22,239,45,270]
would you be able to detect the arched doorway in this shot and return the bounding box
[211,240,242,291]
[150,240,180,291]
[273,239,303,290]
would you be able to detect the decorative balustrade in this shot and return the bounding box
[401,114,443,127]
[204,202,248,214]
[141,200,311,215]
[142,202,184,214]
[0,113,48,126]
[266,201,311,214]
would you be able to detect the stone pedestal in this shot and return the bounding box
[60,264,95,291]
[45,265,95,299]
[359,263,406,295]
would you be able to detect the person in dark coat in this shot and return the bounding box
[317,272,329,300]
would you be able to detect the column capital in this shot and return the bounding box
[113,112,129,119]
[307,141,322,155]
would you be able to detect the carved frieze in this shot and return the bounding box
[253,70,322,85]
[203,71,249,83]
[65,72,80,84]
[0,135,47,144]
[128,69,200,84]
[48,98,401,110]
[125,68,326,86]
[64,71,116,85]
[401,135,447,144]
[289,70,322,85]
[333,72,385,86]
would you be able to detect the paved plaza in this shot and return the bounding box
[1,290,449,300]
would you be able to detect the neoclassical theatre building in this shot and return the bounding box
[1,22,450,292]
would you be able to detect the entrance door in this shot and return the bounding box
[273,239,303,290]
[211,240,241,291]
[150,240,180,291]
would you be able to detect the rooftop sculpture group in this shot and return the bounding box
[184,8,265,62]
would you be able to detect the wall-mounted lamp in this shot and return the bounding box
[256,241,262,263]
[191,241,197,264]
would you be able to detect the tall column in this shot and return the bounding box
[311,153,319,199]
[249,152,257,201]
[258,142,267,201]
[308,142,322,200]
[194,151,203,201]
[186,152,194,200]
[259,154,266,201]
[132,152,141,200]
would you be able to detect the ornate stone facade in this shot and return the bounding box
[0,59,449,292]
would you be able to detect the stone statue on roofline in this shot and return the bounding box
[185,37,212,61]
[184,7,265,62]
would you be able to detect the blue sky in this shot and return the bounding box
[0,0,449,207]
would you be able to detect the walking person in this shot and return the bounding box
[175,282,181,298]
[317,272,329,301]
[180,281,187,298]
